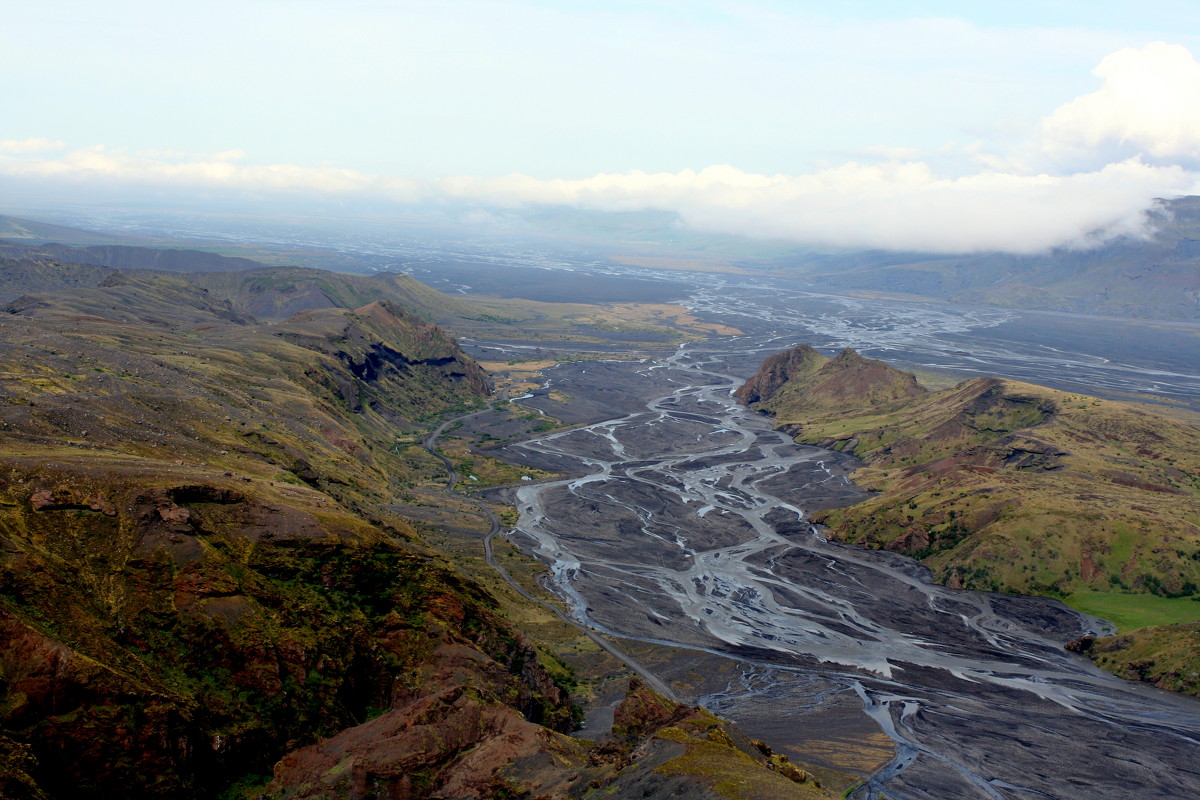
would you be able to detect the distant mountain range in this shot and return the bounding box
[731,196,1200,320]
[8,201,1200,320]
[509,199,1200,321]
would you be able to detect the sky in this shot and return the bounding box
[5,1,1200,253]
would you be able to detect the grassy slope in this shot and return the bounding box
[0,264,825,799]
[740,346,1200,694]
[0,270,562,798]
[1083,623,1200,696]
[745,346,1200,598]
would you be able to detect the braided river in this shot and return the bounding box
[486,275,1200,800]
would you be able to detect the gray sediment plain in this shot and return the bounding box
[496,336,1200,800]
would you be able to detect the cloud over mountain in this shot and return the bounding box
[4,43,1200,255]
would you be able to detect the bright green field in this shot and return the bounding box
[1064,590,1200,634]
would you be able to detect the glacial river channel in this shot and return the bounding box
[489,278,1200,800]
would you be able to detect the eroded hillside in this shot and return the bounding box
[0,262,830,799]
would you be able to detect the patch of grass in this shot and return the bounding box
[653,721,830,799]
[437,439,554,487]
[1065,590,1200,633]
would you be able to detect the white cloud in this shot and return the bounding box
[0,138,66,154]
[7,42,1200,255]
[437,161,1191,254]
[0,145,421,201]
[4,147,1187,254]
[676,161,1189,253]
[1040,42,1200,167]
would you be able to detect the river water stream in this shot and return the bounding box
[492,280,1200,800]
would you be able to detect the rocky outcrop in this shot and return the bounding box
[263,677,835,800]
[733,344,827,405]
[278,301,490,417]
[262,647,567,799]
[736,345,924,420]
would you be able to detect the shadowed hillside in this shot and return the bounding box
[0,240,265,272]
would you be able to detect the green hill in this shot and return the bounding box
[740,345,1200,599]
[739,346,1200,695]
[185,265,492,322]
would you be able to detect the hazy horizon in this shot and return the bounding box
[6,1,1200,254]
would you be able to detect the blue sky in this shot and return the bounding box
[4,1,1200,252]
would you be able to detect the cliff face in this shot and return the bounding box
[732,344,829,405]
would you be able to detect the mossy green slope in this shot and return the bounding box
[1066,622,1200,698]
[740,346,1200,599]
[0,268,560,798]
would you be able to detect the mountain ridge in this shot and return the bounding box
[738,345,1200,695]
[738,345,1200,597]
[767,196,1200,320]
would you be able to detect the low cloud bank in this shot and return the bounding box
[7,148,1187,254]
[4,43,1200,255]
[436,161,1193,254]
